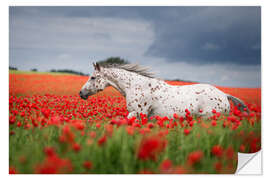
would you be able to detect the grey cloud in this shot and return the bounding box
[9,6,261,87]
[10,7,261,65]
[9,7,155,74]
[144,57,261,87]
[145,7,261,65]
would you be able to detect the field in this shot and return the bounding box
[9,71,261,174]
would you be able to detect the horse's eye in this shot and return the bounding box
[91,76,96,80]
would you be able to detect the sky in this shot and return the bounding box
[9,6,261,87]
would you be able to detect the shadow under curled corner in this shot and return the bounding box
[236,150,262,175]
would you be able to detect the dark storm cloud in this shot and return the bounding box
[10,6,260,65]
[144,7,261,65]
[9,6,261,87]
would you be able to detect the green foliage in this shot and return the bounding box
[31,68,38,72]
[97,57,129,66]
[50,69,88,76]
[9,66,18,70]
[9,116,260,174]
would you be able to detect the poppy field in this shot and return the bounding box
[9,71,261,174]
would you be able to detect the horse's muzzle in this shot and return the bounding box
[79,91,89,100]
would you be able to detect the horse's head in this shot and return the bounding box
[79,63,108,100]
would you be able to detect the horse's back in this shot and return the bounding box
[178,83,230,115]
[152,83,230,117]
[175,83,225,96]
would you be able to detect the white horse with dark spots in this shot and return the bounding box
[79,63,248,119]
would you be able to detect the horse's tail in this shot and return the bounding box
[226,94,249,113]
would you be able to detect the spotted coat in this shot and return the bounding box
[80,63,247,119]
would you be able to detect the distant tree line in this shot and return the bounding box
[9,66,18,70]
[50,69,88,76]
[9,57,129,75]
[169,78,197,83]
[8,58,192,82]
[49,57,129,76]
[97,57,129,66]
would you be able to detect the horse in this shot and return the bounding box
[79,63,248,119]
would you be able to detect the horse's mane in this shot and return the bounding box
[100,63,155,78]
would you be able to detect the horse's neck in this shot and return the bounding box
[107,80,126,97]
[103,68,151,97]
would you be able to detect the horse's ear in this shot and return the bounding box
[96,63,101,71]
[92,62,96,70]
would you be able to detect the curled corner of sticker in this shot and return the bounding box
[236,150,262,175]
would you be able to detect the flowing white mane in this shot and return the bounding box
[100,63,155,78]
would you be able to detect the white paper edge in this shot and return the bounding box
[236,150,262,175]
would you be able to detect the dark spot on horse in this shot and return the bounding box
[210,98,213,100]
[149,83,151,87]
[195,90,205,94]
[138,104,141,108]
[144,102,147,106]
[196,98,198,101]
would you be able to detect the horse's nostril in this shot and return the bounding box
[79,91,82,96]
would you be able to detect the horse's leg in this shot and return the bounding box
[127,106,151,120]
[127,111,139,119]
[200,113,213,120]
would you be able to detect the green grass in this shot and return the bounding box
[9,115,261,174]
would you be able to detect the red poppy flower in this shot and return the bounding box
[98,135,107,146]
[160,159,172,172]
[137,135,167,161]
[211,120,217,126]
[35,151,73,174]
[225,146,235,160]
[83,161,92,170]
[211,145,223,157]
[126,126,134,136]
[44,147,56,157]
[184,129,190,136]
[9,166,17,174]
[239,144,245,152]
[148,123,154,129]
[72,143,81,152]
[214,161,222,172]
[187,150,203,165]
